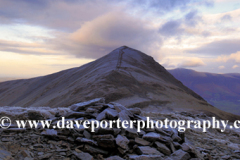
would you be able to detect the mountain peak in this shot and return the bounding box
[106,46,156,68]
[0,47,239,121]
[109,46,147,57]
[91,46,157,74]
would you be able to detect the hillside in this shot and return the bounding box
[169,68,240,115]
[0,46,239,120]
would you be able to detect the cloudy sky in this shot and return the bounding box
[0,0,240,78]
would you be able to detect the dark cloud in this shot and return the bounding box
[187,39,240,55]
[159,20,184,36]
[221,14,232,21]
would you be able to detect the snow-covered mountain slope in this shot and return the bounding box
[0,46,239,120]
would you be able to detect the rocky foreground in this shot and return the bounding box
[0,98,240,160]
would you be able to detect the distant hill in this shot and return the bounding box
[0,77,19,82]
[0,46,239,121]
[169,68,240,115]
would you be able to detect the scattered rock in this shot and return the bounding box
[155,141,171,155]
[84,144,108,155]
[181,143,191,152]
[116,135,129,150]
[73,151,94,160]
[83,130,92,139]
[27,110,44,120]
[106,108,119,120]
[96,135,115,148]
[128,108,141,115]
[112,102,127,112]
[135,137,151,146]
[96,110,107,121]
[133,145,143,155]
[143,132,161,142]
[76,137,98,146]
[128,154,164,160]
[41,129,57,137]
[105,155,125,160]
[0,98,203,160]
[38,153,52,159]
[118,110,131,121]
[0,149,13,160]
[170,149,191,160]
[65,112,89,119]
[86,108,98,113]
[70,98,105,111]
[138,146,163,155]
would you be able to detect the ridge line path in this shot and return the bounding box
[116,46,127,70]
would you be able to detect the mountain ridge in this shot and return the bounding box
[0,46,239,121]
[169,68,240,115]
